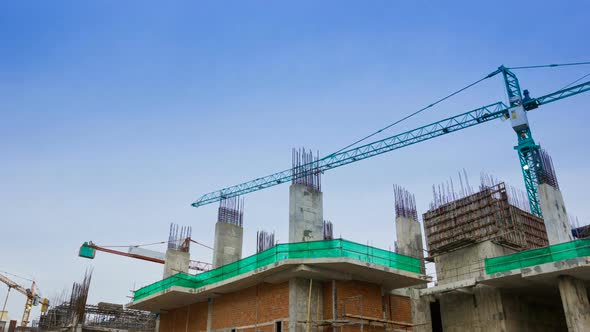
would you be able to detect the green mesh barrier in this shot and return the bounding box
[485,238,590,275]
[133,239,421,301]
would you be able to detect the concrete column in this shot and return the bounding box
[539,183,573,245]
[288,278,322,332]
[409,289,432,332]
[212,221,243,269]
[395,216,425,274]
[206,299,214,332]
[154,314,160,332]
[558,275,590,331]
[163,249,190,279]
[289,184,323,243]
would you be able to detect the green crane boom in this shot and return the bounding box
[192,66,590,217]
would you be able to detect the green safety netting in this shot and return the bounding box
[133,239,421,301]
[485,238,590,274]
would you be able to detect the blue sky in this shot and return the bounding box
[1,0,589,323]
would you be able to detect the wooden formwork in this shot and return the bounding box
[424,183,548,255]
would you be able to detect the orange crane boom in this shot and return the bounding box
[79,241,211,272]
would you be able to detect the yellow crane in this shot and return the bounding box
[0,273,48,327]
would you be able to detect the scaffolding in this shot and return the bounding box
[38,271,155,332]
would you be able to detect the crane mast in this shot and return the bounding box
[0,274,43,327]
[500,65,543,216]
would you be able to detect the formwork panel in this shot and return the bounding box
[424,183,548,255]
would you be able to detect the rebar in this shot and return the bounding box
[323,220,334,240]
[168,223,192,252]
[256,230,275,253]
[393,185,418,221]
[218,196,244,227]
[292,148,321,192]
[39,270,94,330]
[538,148,559,189]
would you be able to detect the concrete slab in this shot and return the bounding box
[480,257,590,289]
[128,257,431,312]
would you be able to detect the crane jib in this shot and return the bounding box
[192,79,590,208]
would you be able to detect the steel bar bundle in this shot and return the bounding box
[168,223,192,252]
[292,148,321,192]
[218,196,244,227]
[256,230,275,253]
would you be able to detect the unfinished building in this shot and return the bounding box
[128,149,430,332]
[419,157,590,332]
[125,148,590,332]
[39,271,156,332]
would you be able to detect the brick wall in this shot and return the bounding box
[161,304,206,332]
[388,295,411,325]
[159,280,412,332]
[188,302,209,331]
[335,280,383,319]
[160,282,288,332]
[212,282,288,330]
[321,281,413,332]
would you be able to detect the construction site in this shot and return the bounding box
[2,5,590,331]
[2,62,590,332]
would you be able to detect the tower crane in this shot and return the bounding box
[191,64,590,217]
[0,273,48,327]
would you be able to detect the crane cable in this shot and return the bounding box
[507,61,590,70]
[100,241,166,248]
[327,70,500,157]
[0,270,34,282]
[560,72,590,90]
[99,240,214,250]
[328,61,590,157]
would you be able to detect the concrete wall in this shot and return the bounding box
[395,216,424,259]
[396,216,425,275]
[502,291,567,331]
[212,221,243,269]
[439,285,506,331]
[538,184,573,245]
[289,184,323,243]
[434,240,516,285]
[163,249,191,279]
[557,275,590,331]
[439,286,567,332]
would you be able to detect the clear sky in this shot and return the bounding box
[1,0,589,324]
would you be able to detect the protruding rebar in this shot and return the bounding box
[323,220,334,240]
[256,230,275,253]
[429,171,532,214]
[393,184,418,221]
[538,148,559,190]
[218,196,244,227]
[168,223,192,252]
[291,148,321,192]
